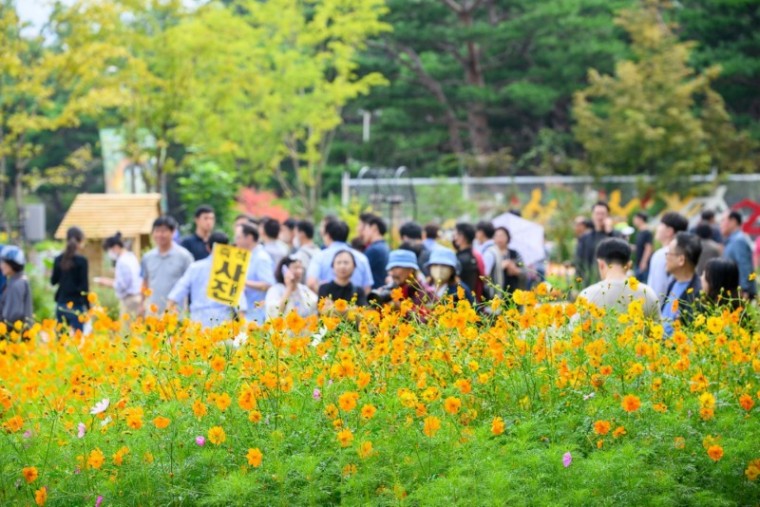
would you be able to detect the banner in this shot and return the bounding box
[207,244,251,306]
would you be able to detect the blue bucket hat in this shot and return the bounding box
[386,249,419,270]
[0,245,25,266]
[425,248,460,274]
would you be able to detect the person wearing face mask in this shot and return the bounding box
[318,250,368,312]
[94,232,143,318]
[425,248,474,305]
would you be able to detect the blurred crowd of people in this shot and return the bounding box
[1,200,758,334]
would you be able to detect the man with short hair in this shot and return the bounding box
[575,201,613,285]
[632,212,653,282]
[423,223,440,252]
[280,218,298,253]
[647,212,689,298]
[662,232,702,336]
[235,222,275,324]
[399,221,433,276]
[306,219,374,293]
[141,215,194,314]
[260,218,289,266]
[579,238,659,319]
[454,222,485,302]
[167,232,246,328]
[721,211,756,298]
[698,209,723,244]
[695,222,722,276]
[181,205,216,260]
[294,220,320,274]
[362,214,390,289]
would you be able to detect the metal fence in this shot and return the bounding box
[342,170,760,224]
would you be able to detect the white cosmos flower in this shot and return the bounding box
[90,398,110,415]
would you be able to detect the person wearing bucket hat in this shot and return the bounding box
[0,245,33,328]
[425,248,474,305]
[368,250,431,311]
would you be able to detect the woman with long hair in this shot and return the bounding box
[94,232,143,318]
[701,258,741,309]
[51,226,89,331]
[318,250,367,313]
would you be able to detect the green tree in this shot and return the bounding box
[0,2,122,236]
[339,0,632,174]
[572,0,756,192]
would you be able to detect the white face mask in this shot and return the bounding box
[107,250,118,261]
[293,236,301,249]
[430,265,454,284]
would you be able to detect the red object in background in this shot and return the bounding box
[237,188,290,222]
[730,199,760,236]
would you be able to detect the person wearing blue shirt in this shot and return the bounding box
[306,219,373,294]
[720,210,757,299]
[661,232,702,337]
[0,244,6,294]
[362,214,390,289]
[234,222,275,324]
[423,223,440,253]
[167,232,246,328]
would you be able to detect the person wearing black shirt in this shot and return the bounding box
[575,201,614,286]
[51,226,89,332]
[318,250,367,311]
[181,205,215,261]
[633,212,654,282]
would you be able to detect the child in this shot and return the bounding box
[0,246,33,328]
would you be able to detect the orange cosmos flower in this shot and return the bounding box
[88,448,105,469]
[740,394,755,412]
[338,392,358,412]
[360,404,377,420]
[3,415,23,433]
[22,466,38,484]
[210,356,226,372]
[153,416,171,429]
[423,416,441,437]
[246,448,263,467]
[613,426,627,438]
[333,299,349,313]
[707,445,724,462]
[491,417,505,436]
[745,459,760,481]
[337,428,354,447]
[208,426,226,445]
[621,395,641,413]
[192,400,208,418]
[34,486,47,506]
[443,397,462,415]
[358,441,374,459]
[215,393,232,412]
[593,420,611,436]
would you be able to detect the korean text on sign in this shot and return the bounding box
[207,244,251,306]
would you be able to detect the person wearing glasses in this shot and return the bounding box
[661,232,702,336]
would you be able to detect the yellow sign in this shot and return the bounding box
[207,243,251,306]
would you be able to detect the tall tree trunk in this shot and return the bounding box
[459,9,491,157]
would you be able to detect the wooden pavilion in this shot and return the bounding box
[54,193,162,278]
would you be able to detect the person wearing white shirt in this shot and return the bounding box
[647,212,688,298]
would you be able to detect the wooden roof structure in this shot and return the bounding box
[55,193,162,240]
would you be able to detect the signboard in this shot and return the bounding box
[207,244,251,306]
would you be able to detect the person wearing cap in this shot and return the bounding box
[0,246,33,328]
[425,248,474,305]
[369,250,431,311]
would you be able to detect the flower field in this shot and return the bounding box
[2,287,760,506]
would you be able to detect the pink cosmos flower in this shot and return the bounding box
[95,495,104,507]
[195,436,206,446]
[312,388,321,400]
[562,452,572,468]
[90,398,110,415]
[77,423,86,439]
